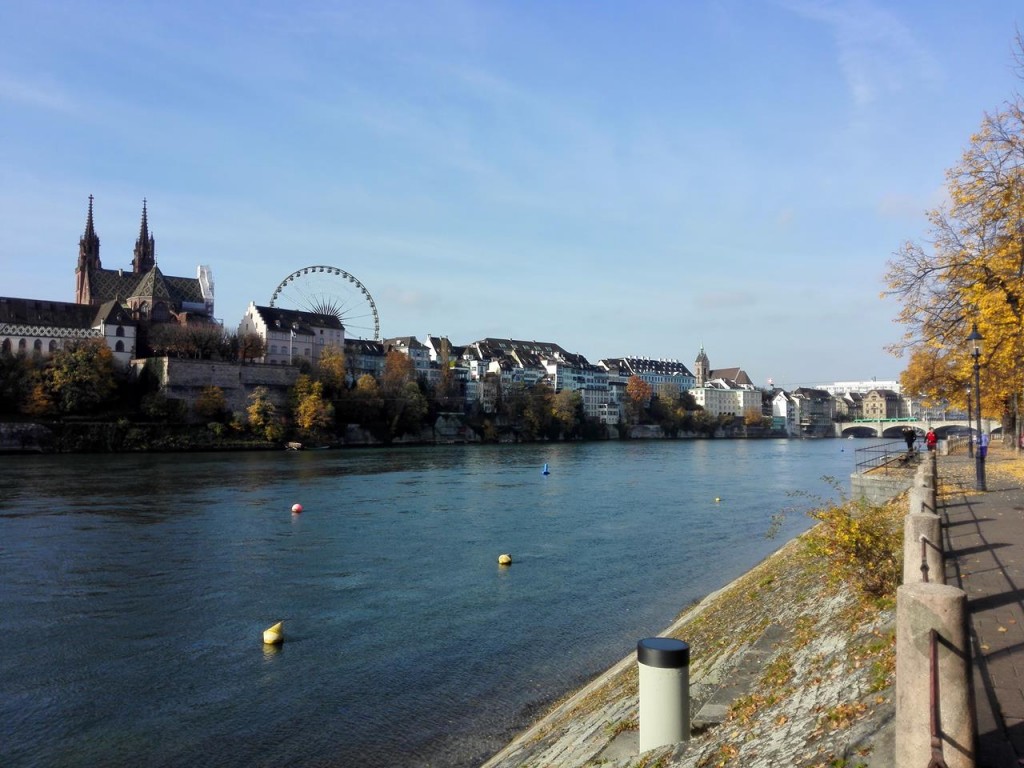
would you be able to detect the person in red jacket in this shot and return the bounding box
[926,429,938,451]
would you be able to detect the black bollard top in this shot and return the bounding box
[637,637,690,669]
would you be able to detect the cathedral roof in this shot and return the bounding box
[0,296,133,330]
[86,265,205,307]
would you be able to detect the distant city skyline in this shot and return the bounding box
[2,1,1022,386]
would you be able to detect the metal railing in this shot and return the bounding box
[854,440,917,474]
[928,629,948,768]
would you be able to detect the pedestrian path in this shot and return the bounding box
[941,450,1024,767]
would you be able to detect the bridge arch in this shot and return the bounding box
[841,425,878,438]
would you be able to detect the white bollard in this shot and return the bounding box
[637,637,690,752]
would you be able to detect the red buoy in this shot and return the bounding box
[291,503,303,514]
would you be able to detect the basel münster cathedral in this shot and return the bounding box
[75,195,215,324]
[0,197,216,364]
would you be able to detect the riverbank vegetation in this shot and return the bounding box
[0,338,766,451]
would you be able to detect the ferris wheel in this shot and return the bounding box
[269,265,381,340]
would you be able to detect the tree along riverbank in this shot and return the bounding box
[2,343,783,452]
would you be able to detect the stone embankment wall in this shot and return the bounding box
[135,357,298,419]
[0,422,52,452]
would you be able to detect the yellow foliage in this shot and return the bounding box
[885,95,1024,420]
[802,497,902,601]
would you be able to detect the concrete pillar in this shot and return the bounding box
[913,470,937,516]
[637,637,690,752]
[909,482,937,516]
[903,513,943,585]
[895,582,973,768]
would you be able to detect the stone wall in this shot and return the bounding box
[135,357,298,420]
[850,470,915,503]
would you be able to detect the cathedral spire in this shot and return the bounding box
[78,194,101,267]
[76,194,101,304]
[132,198,156,273]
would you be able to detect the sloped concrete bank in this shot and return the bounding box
[483,524,898,768]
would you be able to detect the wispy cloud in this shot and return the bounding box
[779,0,941,107]
[0,72,73,112]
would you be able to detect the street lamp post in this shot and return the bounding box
[967,325,986,491]
[965,385,974,458]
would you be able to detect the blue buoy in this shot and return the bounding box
[542,463,550,475]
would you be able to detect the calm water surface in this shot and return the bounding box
[0,439,873,767]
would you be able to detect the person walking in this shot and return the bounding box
[903,427,916,452]
[926,428,938,451]
[979,431,989,459]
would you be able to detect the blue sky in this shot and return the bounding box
[1,1,1022,388]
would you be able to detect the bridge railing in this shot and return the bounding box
[854,440,915,474]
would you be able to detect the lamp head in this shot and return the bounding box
[967,324,983,358]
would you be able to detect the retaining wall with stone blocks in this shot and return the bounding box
[133,357,298,417]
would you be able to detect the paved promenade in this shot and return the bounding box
[941,449,1024,767]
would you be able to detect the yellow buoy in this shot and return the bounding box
[263,621,284,645]
[497,553,512,566]
[715,497,721,503]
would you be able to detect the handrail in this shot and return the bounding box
[928,629,948,768]
[920,536,930,583]
[855,440,915,474]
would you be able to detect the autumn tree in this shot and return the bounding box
[624,375,653,424]
[293,375,334,434]
[0,352,35,415]
[648,394,684,436]
[247,386,283,441]
[524,381,556,439]
[317,344,348,397]
[148,322,229,360]
[552,389,583,438]
[389,381,429,438]
[885,58,1024,432]
[434,338,460,411]
[382,349,416,393]
[377,350,429,439]
[195,385,228,422]
[44,339,119,416]
[744,408,766,427]
[237,332,266,363]
[349,374,385,437]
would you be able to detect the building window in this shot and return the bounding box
[18,338,26,352]
[116,326,125,337]
[33,339,42,356]
[1,339,10,355]
[49,340,57,353]
[116,340,125,352]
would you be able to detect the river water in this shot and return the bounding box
[0,439,875,767]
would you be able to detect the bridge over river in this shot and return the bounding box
[836,417,1000,438]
